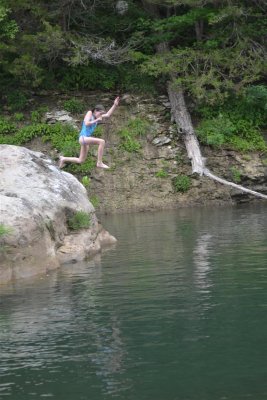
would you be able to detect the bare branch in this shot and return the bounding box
[69,36,132,65]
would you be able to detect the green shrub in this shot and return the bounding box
[0,117,17,135]
[196,114,236,147]
[14,113,24,121]
[63,98,84,114]
[155,169,168,178]
[197,85,267,127]
[67,211,91,230]
[0,224,12,252]
[230,166,242,183]
[58,63,156,93]
[117,117,149,153]
[81,176,91,188]
[7,91,28,111]
[127,117,150,136]
[15,124,51,144]
[196,85,267,152]
[30,107,48,123]
[172,175,191,192]
[59,65,119,91]
[90,195,100,208]
[120,136,141,152]
[197,114,267,152]
[0,224,12,237]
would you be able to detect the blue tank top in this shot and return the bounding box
[79,116,97,138]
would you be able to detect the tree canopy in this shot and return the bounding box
[0,0,266,102]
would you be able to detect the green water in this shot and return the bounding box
[0,205,267,400]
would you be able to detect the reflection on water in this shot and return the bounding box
[1,204,267,400]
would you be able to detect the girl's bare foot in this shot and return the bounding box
[59,156,66,169]
[97,162,110,169]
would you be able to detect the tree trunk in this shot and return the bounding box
[167,82,205,175]
[167,82,267,200]
[195,19,204,42]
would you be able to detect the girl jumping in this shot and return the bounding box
[59,96,120,170]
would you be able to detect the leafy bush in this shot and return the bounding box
[6,90,28,111]
[59,65,119,91]
[245,85,267,115]
[0,117,17,135]
[196,85,267,152]
[127,117,150,136]
[58,63,156,93]
[172,175,191,192]
[63,98,84,114]
[67,211,91,230]
[14,113,24,121]
[0,224,12,252]
[81,176,91,188]
[15,124,51,144]
[230,166,242,183]
[0,224,12,237]
[90,195,100,208]
[120,135,141,152]
[196,113,267,152]
[155,169,168,178]
[117,117,149,153]
[30,107,48,123]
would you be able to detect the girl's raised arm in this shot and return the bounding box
[102,97,120,118]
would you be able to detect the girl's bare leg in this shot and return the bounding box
[83,137,109,169]
[59,144,88,168]
[59,137,109,169]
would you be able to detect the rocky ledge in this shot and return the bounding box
[0,145,116,284]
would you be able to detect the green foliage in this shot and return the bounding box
[196,115,235,148]
[196,86,267,152]
[90,195,100,208]
[0,5,18,40]
[245,85,267,111]
[0,223,12,251]
[230,166,242,183]
[155,169,168,178]
[137,3,266,102]
[0,117,16,135]
[63,98,84,114]
[0,224,12,237]
[9,54,45,88]
[67,211,91,230]
[117,117,149,153]
[59,64,119,91]
[127,117,150,136]
[14,112,24,121]
[15,124,51,144]
[58,63,156,93]
[120,136,141,153]
[30,107,48,123]
[172,175,191,193]
[197,115,266,151]
[6,91,28,111]
[81,176,91,188]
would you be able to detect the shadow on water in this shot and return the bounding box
[1,204,267,400]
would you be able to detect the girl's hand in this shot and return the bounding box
[114,97,120,106]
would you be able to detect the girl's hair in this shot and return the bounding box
[93,104,105,113]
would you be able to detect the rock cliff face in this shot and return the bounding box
[77,94,266,213]
[0,145,116,284]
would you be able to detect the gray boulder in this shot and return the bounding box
[45,110,79,129]
[0,145,116,284]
